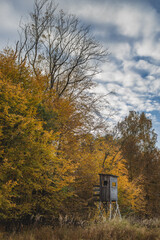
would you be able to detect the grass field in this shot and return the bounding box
[0,218,160,240]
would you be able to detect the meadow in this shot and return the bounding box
[0,218,160,240]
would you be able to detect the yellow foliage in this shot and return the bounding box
[0,52,76,221]
[72,135,146,215]
[0,50,150,222]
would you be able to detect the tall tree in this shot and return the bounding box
[16,0,108,99]
[15,0,109,134]
[117,111,160,217]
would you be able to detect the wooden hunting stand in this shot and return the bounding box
[93,174,121,220]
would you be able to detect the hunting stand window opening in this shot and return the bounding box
[103,180,108,186]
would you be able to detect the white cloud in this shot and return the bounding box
[0,1,19,32]
[93,83,108,95]
[135,39,160,60]
[59,0,160,40]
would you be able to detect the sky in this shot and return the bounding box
[1,0,160,147]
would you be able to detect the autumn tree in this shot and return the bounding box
[117,111,160,217]
[0,51,75,224]
[93,135,146,215]
[65,134,145,217]
[15,0,109,137]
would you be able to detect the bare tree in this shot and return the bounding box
[16,0,108,99]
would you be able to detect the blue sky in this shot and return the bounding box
[1,0,160,147]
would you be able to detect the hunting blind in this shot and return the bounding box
[99,174,118,202]
[93,173,121,219]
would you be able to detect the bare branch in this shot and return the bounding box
[16,0,108,99]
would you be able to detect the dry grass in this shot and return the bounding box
[0,219,159,240]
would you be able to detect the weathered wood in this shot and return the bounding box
[99,174,118,202]
[92,174,118,203]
